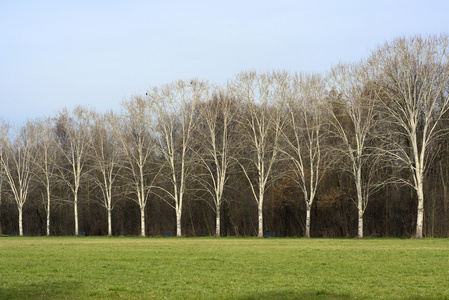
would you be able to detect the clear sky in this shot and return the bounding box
[1,0,448,124]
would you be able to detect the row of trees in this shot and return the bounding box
[1,35,449,238]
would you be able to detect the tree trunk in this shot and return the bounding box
[18,205,23,236]
[358,209,363,239]
[0,179,2,236]
[108,208,112,237]
[440,161,449,237]
[46,207,50,236]
[416,181,425,239]
[445,183,449,237]
[305,203,311,238]
[46,185,51,236]
[215,205,221,237]
[357,168,363,239]
[0,200,2,236]
[176,209,182,237]
[74,191,79,236]
[384,185,389,236]
[140,207,145,237]
[257,196,264,237]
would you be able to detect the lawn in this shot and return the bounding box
[0,237,448,299]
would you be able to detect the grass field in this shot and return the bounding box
[0,237,448,299]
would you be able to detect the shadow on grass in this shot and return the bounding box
[0,280,82,299]
[237,290,352,299]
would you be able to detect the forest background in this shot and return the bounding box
[1,35,449,239]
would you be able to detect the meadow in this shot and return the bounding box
[0,237,448,299]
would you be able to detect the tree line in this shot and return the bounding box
[1,35,449,238]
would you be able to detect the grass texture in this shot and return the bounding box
[0,237,448,299]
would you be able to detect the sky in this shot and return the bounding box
[1,0,449,124]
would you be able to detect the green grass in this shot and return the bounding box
[0,237,448,299]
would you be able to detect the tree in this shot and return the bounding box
[148,79,209,237]
[0,153,3,236]
[282,73,328,238]
[89,111,124,236]
[368,35,449,238]
[0,121,35,236]
[231,71,288,237]
[30,117,58,236]
[55,107,92,236]
[115,98,157,237]
[195,89,240,236]
[327,62,388,238]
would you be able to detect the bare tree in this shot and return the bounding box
[0,121,35,236]
[195,89,240,236]
[231,71,288,237]
[0,121,8,237]
[282,73,328,238]
[148,79,209,237]
[0,154,3,235]
[89,111,124,236]
[327,62,391,238]
[368,35,449,238]
[115,98,157,237]
[0,159,3,236]
[54,107,92,236]
[30,117,58,236]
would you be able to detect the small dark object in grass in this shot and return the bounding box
[163,232,172,237]
[263,232,275,238]
[8,232,17,237]
[77,232,86,237]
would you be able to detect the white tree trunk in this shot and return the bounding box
[46,186,51,236]
[416,181,425,239]
[74,191,79,236]
[305,204,311,238]
[215,205,221,237]
[257,194,264,237]
[46,206,50,236]
[358,210,364,239]
[176,209,182,237]
[18,205,23,236]
[140,207,145,237]
[357,168,364,239]
[107,208,112,237]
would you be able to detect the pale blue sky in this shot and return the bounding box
[1,0,448,124]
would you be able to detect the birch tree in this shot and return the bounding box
[30,117,58,236]
[368,35,449,239]
[282,73,327,238]
[115,98,157,237]
[0,122,5,236]
[55,107,92,236]
[89,111,124,236]
[0,121,35,236]
[231,71,288,237]
[195,89,239,236]
[147,79,209,237]
[0,161,3,236]
[327,62,386,238]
